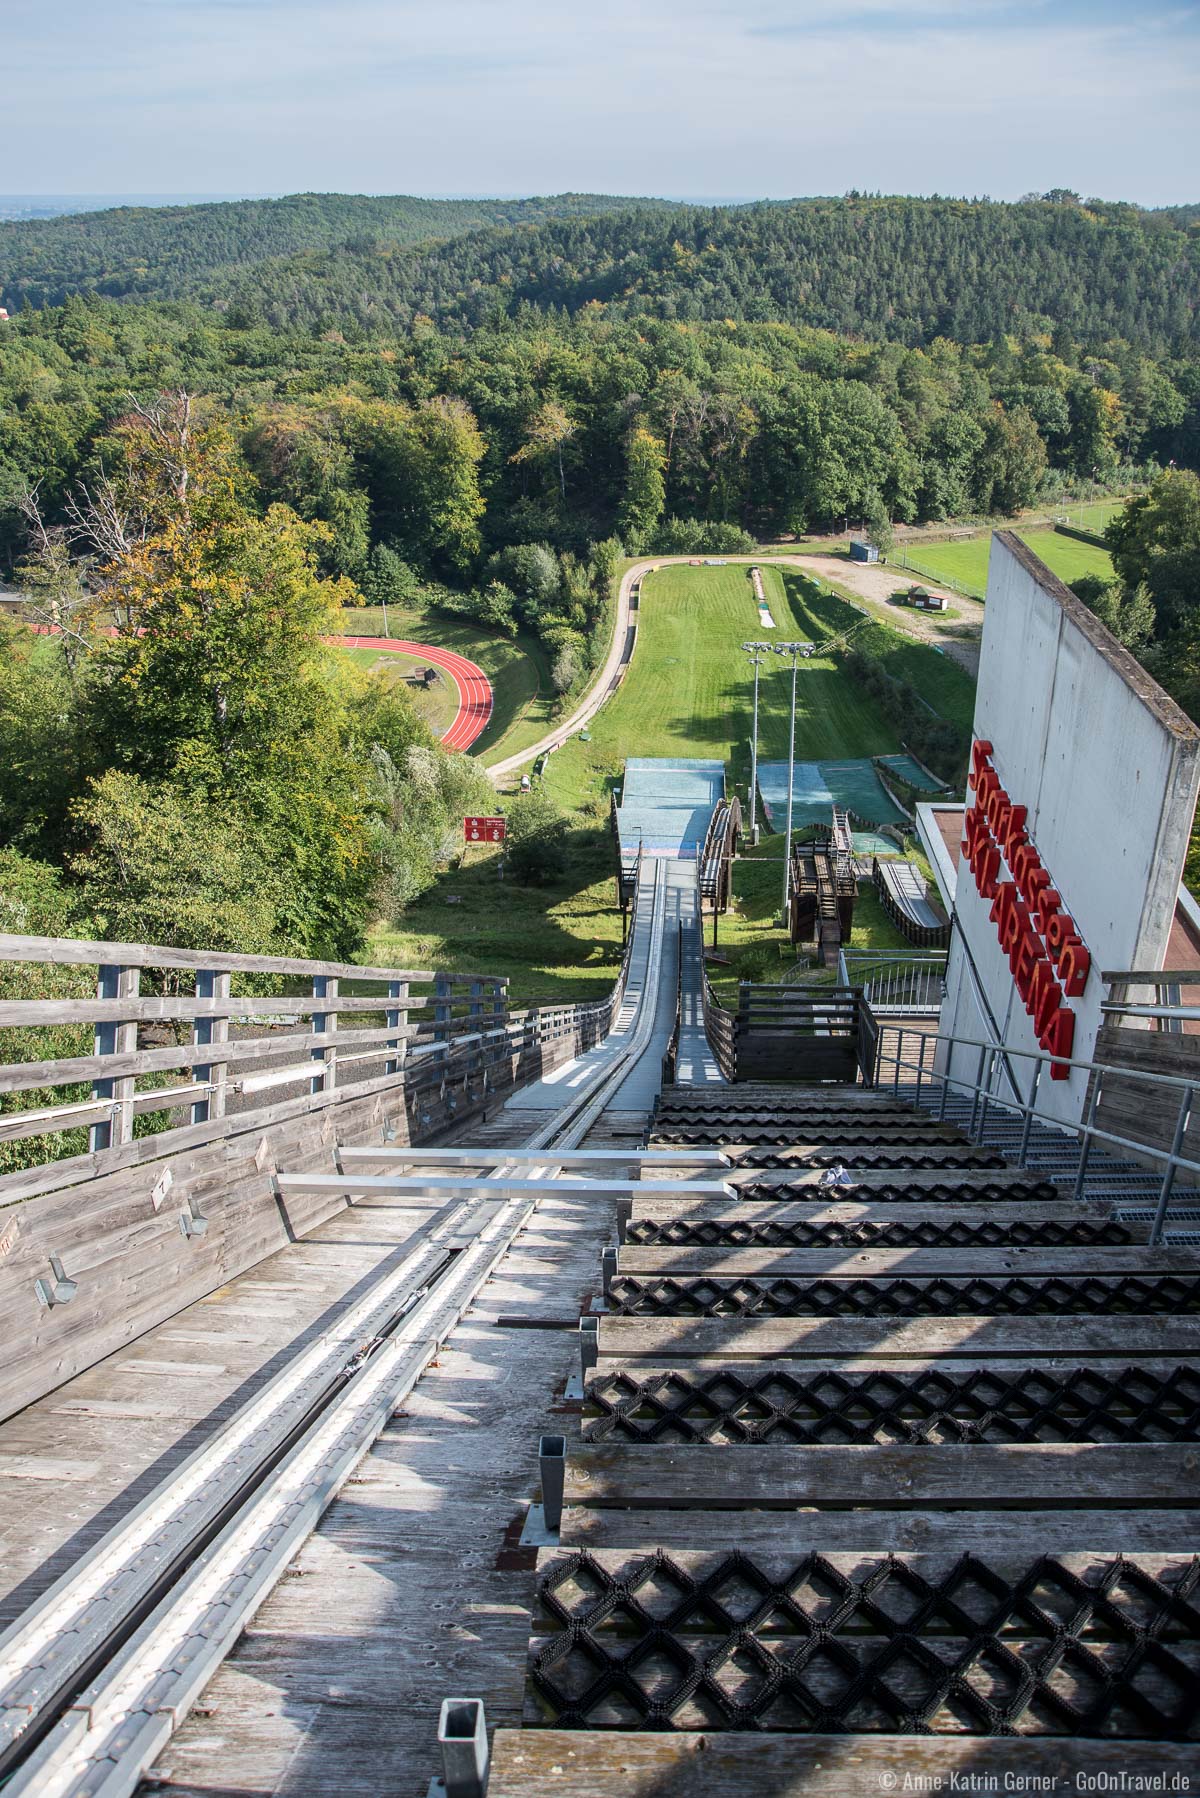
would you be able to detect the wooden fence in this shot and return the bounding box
[700,974,872,1085]
[0,930,627,1421]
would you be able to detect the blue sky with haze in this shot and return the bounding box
[5,0,1197,204]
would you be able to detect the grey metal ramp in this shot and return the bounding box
[615,758,725,859]
[674,865,724,1088]
[608,860,723,1108]
[506,861,662,1112]
[879,858,944,931]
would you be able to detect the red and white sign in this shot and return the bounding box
[962,740,1091,1078]
[464,815,506,844]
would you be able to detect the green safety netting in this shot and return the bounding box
[876,753,948,792]
[756,759,906,856]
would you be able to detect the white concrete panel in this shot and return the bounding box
[941,534,1200,1126]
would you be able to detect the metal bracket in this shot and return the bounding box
[518,1501,560,1547]
[178,1199,209,1241]
[34,1255,77,1309]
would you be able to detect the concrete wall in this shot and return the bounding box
[941,533,1200,1126]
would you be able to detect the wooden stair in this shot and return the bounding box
[494,1082,1200,1794]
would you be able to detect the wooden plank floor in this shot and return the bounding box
[149,1180,616,1795]
[0,1182,453,1626]
[9,1077,1191,1793]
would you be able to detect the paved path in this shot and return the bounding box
[793,554,984,676]
[334,636,493,750]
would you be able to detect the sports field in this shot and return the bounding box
[337,644,460,736]
[544,563,912,810]
[338,604,553,765]
[900,527,1115,598]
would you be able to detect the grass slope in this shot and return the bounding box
[904,527,1115,597]
[366,563,974,998]
[545,563,904,812]
[369,829,624,1005]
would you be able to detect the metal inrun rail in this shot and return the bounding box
[0,864,680,1796]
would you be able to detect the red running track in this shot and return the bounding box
[23,621,493,753]
[332,637,493,751]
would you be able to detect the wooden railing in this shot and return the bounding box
[700,965,737,1082]
[0,914,645,1422]
[0,923,643,1207]
[701,976,871,1084]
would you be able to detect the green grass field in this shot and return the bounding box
[337,604,553,765]
[337,644,460,736]
[1052,500,1125,534]
[368,828,625,1004]
[899,528,1115,598]
[544,564,910,812]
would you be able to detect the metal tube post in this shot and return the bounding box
[437,1698,489,1798]
[968,1044,988,1137]
[539,1434,566,1532]
[742,642,769,848]
[977,1047,998,1142]
[579,1316,599,1382]
[893,1027,904,1098]
[1150,1083,1193,1245]
[751,656,760,842]
[1018,1058,1043,1167]
[1072,1070,1103,1204]
[781,649,798,925]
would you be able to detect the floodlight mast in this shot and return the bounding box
[741,642,771,846]
[774,642,812,926]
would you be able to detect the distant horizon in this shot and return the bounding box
[2,186,1196,220]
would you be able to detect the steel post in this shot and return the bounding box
[1018,1057,1043,1166]
[436,1699,489,1798]
[539,1434,566,1532]
[1072,1070,1103,1204]
[782,651,798,925]
[1150,1083,1194,1245]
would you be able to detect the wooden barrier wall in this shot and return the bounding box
[0,931,625,1422]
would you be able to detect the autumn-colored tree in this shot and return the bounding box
[510,401,578,502]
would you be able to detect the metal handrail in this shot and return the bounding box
[874,1021,1200,1244]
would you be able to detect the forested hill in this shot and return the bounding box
[0,190,672,311]
[202,197,1199,352]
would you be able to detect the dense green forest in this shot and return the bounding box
[0,191,671,312]
[4,193,1198,356]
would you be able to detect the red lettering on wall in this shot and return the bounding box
[1013,930,1039,1001]
[999,803,1028,860]
[977,845,1001,900]
[966,742,1097,1086]
[1044,909,1076,957]
[1059,937,1091,997]
[1039,1004,1075,1077]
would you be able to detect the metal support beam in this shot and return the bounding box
[539,1434,566,1533]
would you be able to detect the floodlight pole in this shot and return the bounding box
[741,642,770,847]
[775,642,806,928]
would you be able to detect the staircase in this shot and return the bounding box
[487,1079,1200,1795]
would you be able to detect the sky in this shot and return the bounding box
[4,0,1198,206]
